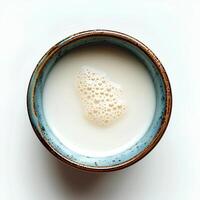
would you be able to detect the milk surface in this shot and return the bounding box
[43,44,156,157]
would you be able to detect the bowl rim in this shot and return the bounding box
[27,29,172,172]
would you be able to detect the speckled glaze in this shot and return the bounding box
[27,30,172,172]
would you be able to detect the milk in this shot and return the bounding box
[43,44,156,157]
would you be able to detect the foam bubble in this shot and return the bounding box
[76,67,126,126]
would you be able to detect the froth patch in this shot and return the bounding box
[76,67,126,126]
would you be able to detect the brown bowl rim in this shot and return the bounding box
[27,29,172,172]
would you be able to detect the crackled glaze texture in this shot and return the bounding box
[27,30,172,172]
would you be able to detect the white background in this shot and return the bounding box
[0,0,200,199]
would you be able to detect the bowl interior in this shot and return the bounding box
[27,32,168,170]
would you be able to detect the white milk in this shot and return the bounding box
[43,44,156,157]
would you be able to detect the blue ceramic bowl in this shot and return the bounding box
[27,30,172,172]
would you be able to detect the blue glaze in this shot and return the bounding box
[27,34,167,168]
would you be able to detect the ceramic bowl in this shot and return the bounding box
[27,30,172,172]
